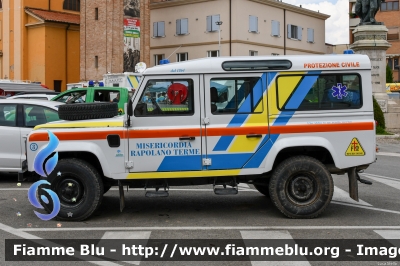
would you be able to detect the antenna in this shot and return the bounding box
[166,45,182,60]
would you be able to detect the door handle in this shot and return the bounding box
[246,134,262,138]
[179,136,196,140]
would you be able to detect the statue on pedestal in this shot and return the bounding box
[355,0,384,24]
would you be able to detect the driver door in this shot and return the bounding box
[127,75,203,174]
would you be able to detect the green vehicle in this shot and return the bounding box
[51,86,134,114]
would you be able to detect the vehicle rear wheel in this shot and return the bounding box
[58,102,118,120]
[38,158,103,221]
[269,156,333,218]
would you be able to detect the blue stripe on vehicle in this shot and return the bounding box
[243,71,320,168]
[158,156,202,171]
[243,135,278,168]
[127,77,133,88]
[285,73,320,109]
[212,73,274,152]
[213,136,235,151]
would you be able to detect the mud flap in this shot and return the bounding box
[347,167,359,201]
[118,180,125,212]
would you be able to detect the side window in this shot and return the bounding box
[249,15,258,33]
[271,20,280,37]
[277,74,362,110]
[210,77,263,114]
[93,90,117,102]
[44,108,60,123]
[176,18,188,35]
[287,24,302,40]
[24,105,48,127]
[307,28,314,43]
[0,104,17,127]
[134,79,194,116]
[63,0,80,11]
[153,21,165,37]
[206,14,220,32]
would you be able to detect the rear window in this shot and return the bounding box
[277,73,362,111]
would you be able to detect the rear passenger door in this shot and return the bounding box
[203,74,268,170]
[128,75,203,174]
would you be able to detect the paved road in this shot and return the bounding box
[0,141,399,265]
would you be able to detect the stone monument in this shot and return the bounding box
[350,1,391,112]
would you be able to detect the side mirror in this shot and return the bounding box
[127,98,133,116]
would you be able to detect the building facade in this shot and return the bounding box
[149,0,329,66]
[349,0,400,81]
[80,0,329,79]
[0,0,80,91]
[80,0,147,82]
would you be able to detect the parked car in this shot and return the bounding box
[13,91,59,96]
[0,99,64,172]
[7,94,56,100]
[51,87,133,114]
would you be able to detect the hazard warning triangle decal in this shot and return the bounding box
[345,138,365,156]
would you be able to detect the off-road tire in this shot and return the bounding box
[58,102,118,121]
[38,158,104,221]
[269,156,333,219]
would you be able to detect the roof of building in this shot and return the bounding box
[25,8,80,25]
[150,0,330,20]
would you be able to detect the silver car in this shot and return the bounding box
[0,99,64,173]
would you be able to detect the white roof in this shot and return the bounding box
[143,54,371,75]
[0,99,65,109]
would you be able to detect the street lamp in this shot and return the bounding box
[215,21,223,57]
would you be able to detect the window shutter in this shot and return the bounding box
[297,26,302,40]
[153,22,158,37]
[176,19,181,35]
[158,21,165,37]
[307,28,314,42]
[181,18,188,34]
[272,20,280,36]
[287,24,292,38]
[207,15,212,32]
[249,15,257,32]
[213,15,220,31]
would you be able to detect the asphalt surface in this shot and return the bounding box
[0,138,399,266]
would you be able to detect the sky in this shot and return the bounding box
[283,0,350,45]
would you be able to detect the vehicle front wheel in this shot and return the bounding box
[38,158,103,221]
[269,156,333,219]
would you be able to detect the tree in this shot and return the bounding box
[373,96,386,133]
[386,64,394,83]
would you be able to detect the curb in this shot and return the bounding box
[376,134,400,139]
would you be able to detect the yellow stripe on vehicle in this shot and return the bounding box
[126,169,241,179]
[228,100,266,153]
[34,121,124,130]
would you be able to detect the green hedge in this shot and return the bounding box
[373,96,386,131]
